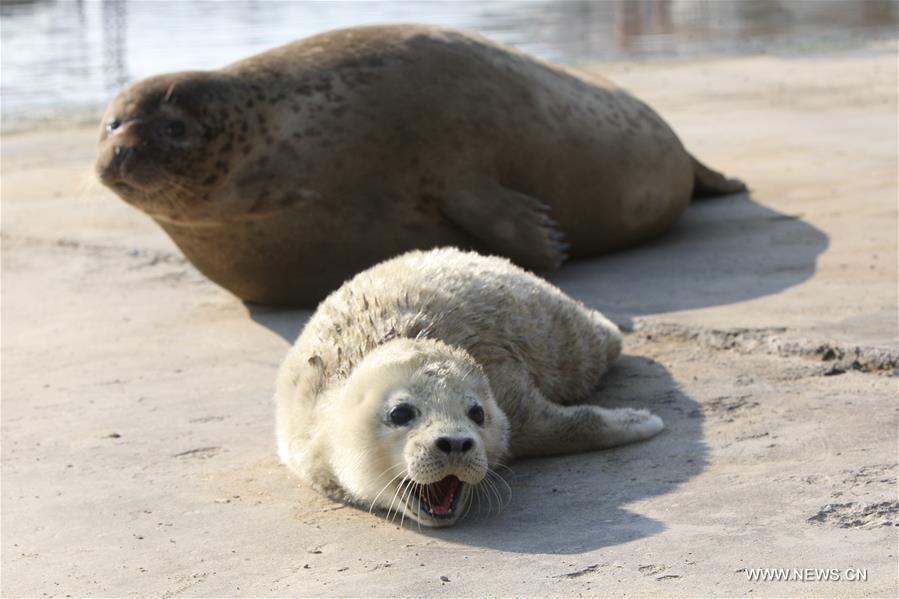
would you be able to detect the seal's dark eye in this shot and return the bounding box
[166,120,186,138]
[468,405,485,426]
[388,403,417,426]
[106,118,121,133]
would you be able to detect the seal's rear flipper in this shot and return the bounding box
[438,180,568,271]
[691,155,748,198]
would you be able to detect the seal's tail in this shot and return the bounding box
[691,155,748,199]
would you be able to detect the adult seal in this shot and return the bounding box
[275,248,664,527]
[96,24,746,306]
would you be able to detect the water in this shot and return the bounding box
[1,0,896,131]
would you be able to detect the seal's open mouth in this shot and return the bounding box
[411,475,464,519]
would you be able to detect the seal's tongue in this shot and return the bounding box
[422,475,461,515]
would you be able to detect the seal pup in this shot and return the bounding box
[275,248,663,527]
[96,24,746,306]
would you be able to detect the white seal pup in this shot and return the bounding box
[275,248,664,527]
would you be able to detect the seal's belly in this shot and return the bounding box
[159,211,471,305]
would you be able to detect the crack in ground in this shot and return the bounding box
[628,320,898,374]
[553,564,600,579]
[1,233,186,266]
[808,501,899,529]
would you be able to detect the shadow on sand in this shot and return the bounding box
[244,304,312,344]
[552,195,829,324]
[247,195,829,342]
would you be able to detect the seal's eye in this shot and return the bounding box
[166,120,187,139]
[388,404,417,426]
[106,118,121,133]
[468,405,485,426]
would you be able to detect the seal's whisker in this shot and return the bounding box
[485,468,512,506]
[477,479,494,516]
[486,476,506,512]
[393,479,415,525]
[475,481,485,515]
[390,478,411,524]
[368,466,407,514]
[483,481,496,517]
[167,175,203,192]
[397,492,407,528]
[76,172,99,204]
[164,179,203,205]
[424,480,435,507]
[461,486,475,521]
[414,483,423,532]
[487,476,506,513]
[483,478,501,515]
[368,461,405,483]
[397,480,416,529]
[385,477,408,524]
[493,462,515,475]
[161,175,204,201]
[374,462,407,479]
[157,190,181,212]
[155,187,189,214]
[162,183,190,201]
[487,467,511,488]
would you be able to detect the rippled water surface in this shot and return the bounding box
[2,0,896,129]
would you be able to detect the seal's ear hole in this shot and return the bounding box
[468,405,485,426]
[166,120,187,139]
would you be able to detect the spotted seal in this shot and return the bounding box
[96,24,746,306]
[275,248,663,526]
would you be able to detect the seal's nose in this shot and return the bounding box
[111,145,133,167]
[435,436,474,454]
[97,144,135,185]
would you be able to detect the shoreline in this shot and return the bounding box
[3,38,895,136]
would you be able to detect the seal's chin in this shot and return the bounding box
[111,181,139,194]
[402,475,469,527]
[98,170,165,203]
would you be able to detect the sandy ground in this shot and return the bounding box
[2,43,897,597]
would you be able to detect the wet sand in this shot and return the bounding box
[2,43,897,597]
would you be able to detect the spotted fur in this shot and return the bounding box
[96,24,744,306]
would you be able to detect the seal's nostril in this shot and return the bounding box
[436,437,475,454]
[112,146,133,165]
[435,437,452,454]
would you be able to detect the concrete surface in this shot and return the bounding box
[2,43,897,597]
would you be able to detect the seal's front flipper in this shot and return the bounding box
[439,180,568,271]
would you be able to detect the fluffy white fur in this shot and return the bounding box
[275,248,663,526]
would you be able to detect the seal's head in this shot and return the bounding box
[95,71,241,222]
[328,338,509,527]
